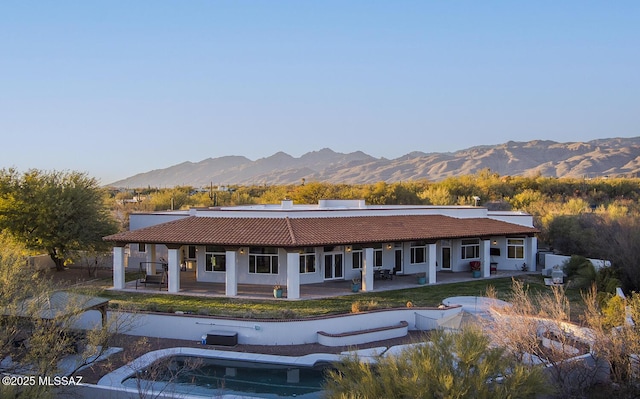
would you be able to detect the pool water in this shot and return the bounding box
[123,355,334,398]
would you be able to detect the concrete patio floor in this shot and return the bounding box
[119,269,533,300]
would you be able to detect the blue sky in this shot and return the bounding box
[1,1,638,184]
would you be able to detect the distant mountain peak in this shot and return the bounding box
[108,137,640,187]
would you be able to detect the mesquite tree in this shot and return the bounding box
[0,168,118,271]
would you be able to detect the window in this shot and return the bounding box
[249,247,279,274]
[507,238,525,259]
[205,246,226,272]
[187,245,196,259]
[299,248,316,274]
[374,248,383,267]
[138,243,146,252]
[351,245,363,269]
[410,241,427,264]
[351,245,383,268]
[461,239,480,259]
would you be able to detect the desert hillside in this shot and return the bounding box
[109,137,640,187]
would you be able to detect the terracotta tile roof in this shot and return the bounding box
[104,215,538,247]
[288,215,537,246]
[104,217,294,246]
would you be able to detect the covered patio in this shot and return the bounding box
[120,268,531,300]
[105,211,538,300]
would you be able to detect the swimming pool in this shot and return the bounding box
[99,348,343,399]
[124,355,333,398]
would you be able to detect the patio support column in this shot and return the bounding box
[428,243,437,284]
[113,245,126,289]
[362,248,374,292]
[146,244,157,274]
[481,239,491,278]
[526,236,537,272]
[167,247,180,293]
[286,252,300,300]
[225,250,238,296]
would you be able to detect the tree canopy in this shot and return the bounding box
[0,169,118,271]
[324,328,548,399]
[0,232,134,398]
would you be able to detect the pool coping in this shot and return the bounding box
[95,297,498,396]
[97,347,344,387]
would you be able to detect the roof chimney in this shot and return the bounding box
[281,198,293,209]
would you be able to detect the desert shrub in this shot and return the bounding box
[278,309,297,319]
[562,255,597,290]
[563,255,592,278]
[146,303,158,312]
[601,294,626,329]
[595,265,621,294]
[351,300,379,313]
[324,328,548,399]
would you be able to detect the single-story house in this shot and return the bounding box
[103,199,538,299]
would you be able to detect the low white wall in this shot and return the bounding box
[28,254,55,270]
[317,321,409,347]
[543,254,611,273]
[76,307,462,346]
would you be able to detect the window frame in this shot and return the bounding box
[187,245,196,259]
[373,245,383,268]
[461,239,480,260]
[410,241,427,264]
[507,238,525,260]
[249,247,279,274]
[299,248,317,274]
[351,245,363,270]
[204,245,226,272]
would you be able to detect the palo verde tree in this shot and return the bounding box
[0,169,118,271]
[485,280,640,397]
[0,232,136,398]
[324,328,548,399]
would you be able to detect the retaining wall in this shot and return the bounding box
[74,306,462,346]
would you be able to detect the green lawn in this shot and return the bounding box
[76,274,567,319]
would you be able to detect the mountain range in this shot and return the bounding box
[109,137,640,187]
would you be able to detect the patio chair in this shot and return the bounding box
[382,269,393,280]
[136,271,167,290]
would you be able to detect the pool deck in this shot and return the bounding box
[98,342,423,389]
[90,294,509,398]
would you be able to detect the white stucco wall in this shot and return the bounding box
[129,213,190,230]
[74,307,462,346]
[487,211,535,227]
[189,204,490,220]
[544,254,611,272]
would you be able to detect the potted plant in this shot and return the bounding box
[273,284,283,298]
[416,273,427,285]
[470,261,481,278]
[351,278,361,292]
